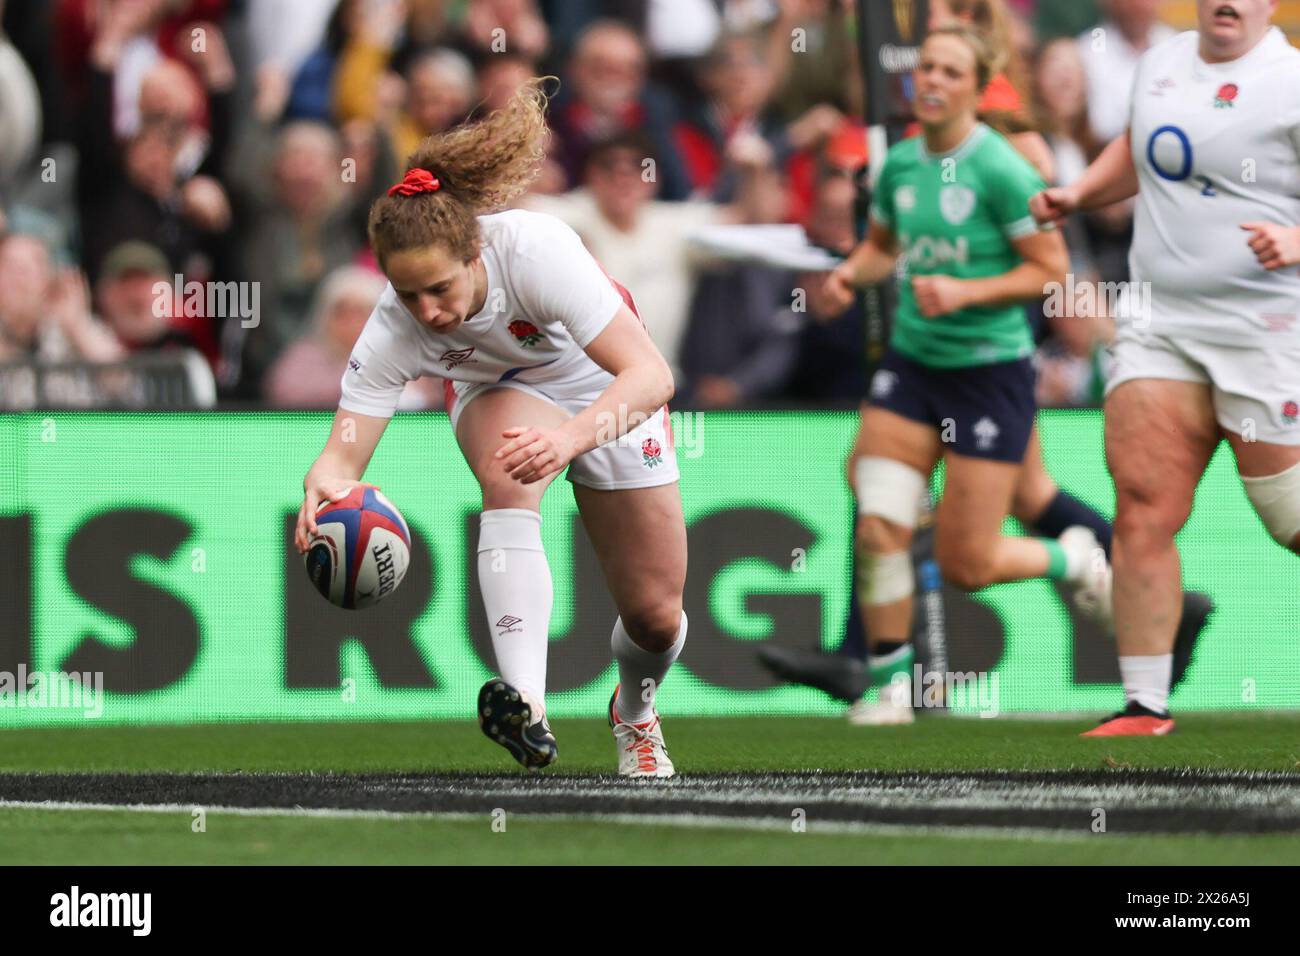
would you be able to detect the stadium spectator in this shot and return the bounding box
[243,0,338,111]
[642,0,723,103]
[674,31,792,203]
[330,0,411,126]
[784,170,869,405]
[478,51,538,111]
[265,265,383,408]
[265,264,441,409]
[1034,38,1102,198]
[1075,0,1175,144]
[1031,36,1114,407]
[1068,0,1173,286]
[765,0,861,123]
[96,240,207,356]
[77,12,234,284]
[678,261,803,408]
[54,0,232,138]
[671,25,855,223]
[0,233,122,363]
[548,19,692,199]
[225,81,366,388]
[0,6,42,207]
[460,0,550,61]
[403,0,457,50]
[525,129,781,379]
[333,0,477,164]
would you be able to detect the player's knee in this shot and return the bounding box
[478,474,545,512]
[1112,491,1187,546]
[1240,461,1300,551]
[619,602,683,653]
[856,514,912,554]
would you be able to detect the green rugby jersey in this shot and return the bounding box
[870,123,1048,369]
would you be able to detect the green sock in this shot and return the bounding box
[868,643,915,685]
[1042,538,1069,579]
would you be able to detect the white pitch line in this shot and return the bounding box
[0,799,1100,842]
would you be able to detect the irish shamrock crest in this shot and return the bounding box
[508,319,543,347]
[939,184,976,225]
[641,436,663,468]
[1214,83,1237,109]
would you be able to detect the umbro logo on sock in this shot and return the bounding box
[496,615,523,634]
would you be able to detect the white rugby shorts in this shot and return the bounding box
[447,373,680,490]
[1105,328,1300,445]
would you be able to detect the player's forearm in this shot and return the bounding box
[559,363,674,456]
[306,410,385,483]
[844,239,899,288]
[959,261,1064,309]
[305,451,364,485]
[1072,132,1139,210]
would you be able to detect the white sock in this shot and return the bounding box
[1119,654,1172,714]
[611,613,686,724]
[477,509,552,716]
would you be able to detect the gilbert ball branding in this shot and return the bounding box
[50,886,151,936]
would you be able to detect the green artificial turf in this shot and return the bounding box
[1,713,1297,775]
[2,713,1297,865]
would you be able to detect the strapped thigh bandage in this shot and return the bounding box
[1240,460,1300,548]
[853,456,927,528]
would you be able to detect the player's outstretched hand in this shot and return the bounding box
[1240,222,1300,271]
[1029,186,1079,226]
[912,275,969,319]
[496,425,579,484]
[296,477,363,553]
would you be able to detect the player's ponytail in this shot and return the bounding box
[367,76,553,267]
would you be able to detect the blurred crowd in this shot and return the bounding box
[0,0,1196,409]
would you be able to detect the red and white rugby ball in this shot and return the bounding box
[304,484,411,609]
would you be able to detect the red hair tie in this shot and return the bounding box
[388,168,441,197]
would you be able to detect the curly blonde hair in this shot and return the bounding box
[367,77,552,266]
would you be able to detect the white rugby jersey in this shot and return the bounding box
[340,209,626,418]
[1128,28,1300,343]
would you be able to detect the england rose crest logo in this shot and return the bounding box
[508,319,543,347]
[1214,83,1237,108]
[1283,400,1298,425]
[641,436,663,468]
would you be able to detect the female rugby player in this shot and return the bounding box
[293,80,684,777]
[761,1,1161,725]
[817,25,1102,715]
[1032,0,1300,735]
